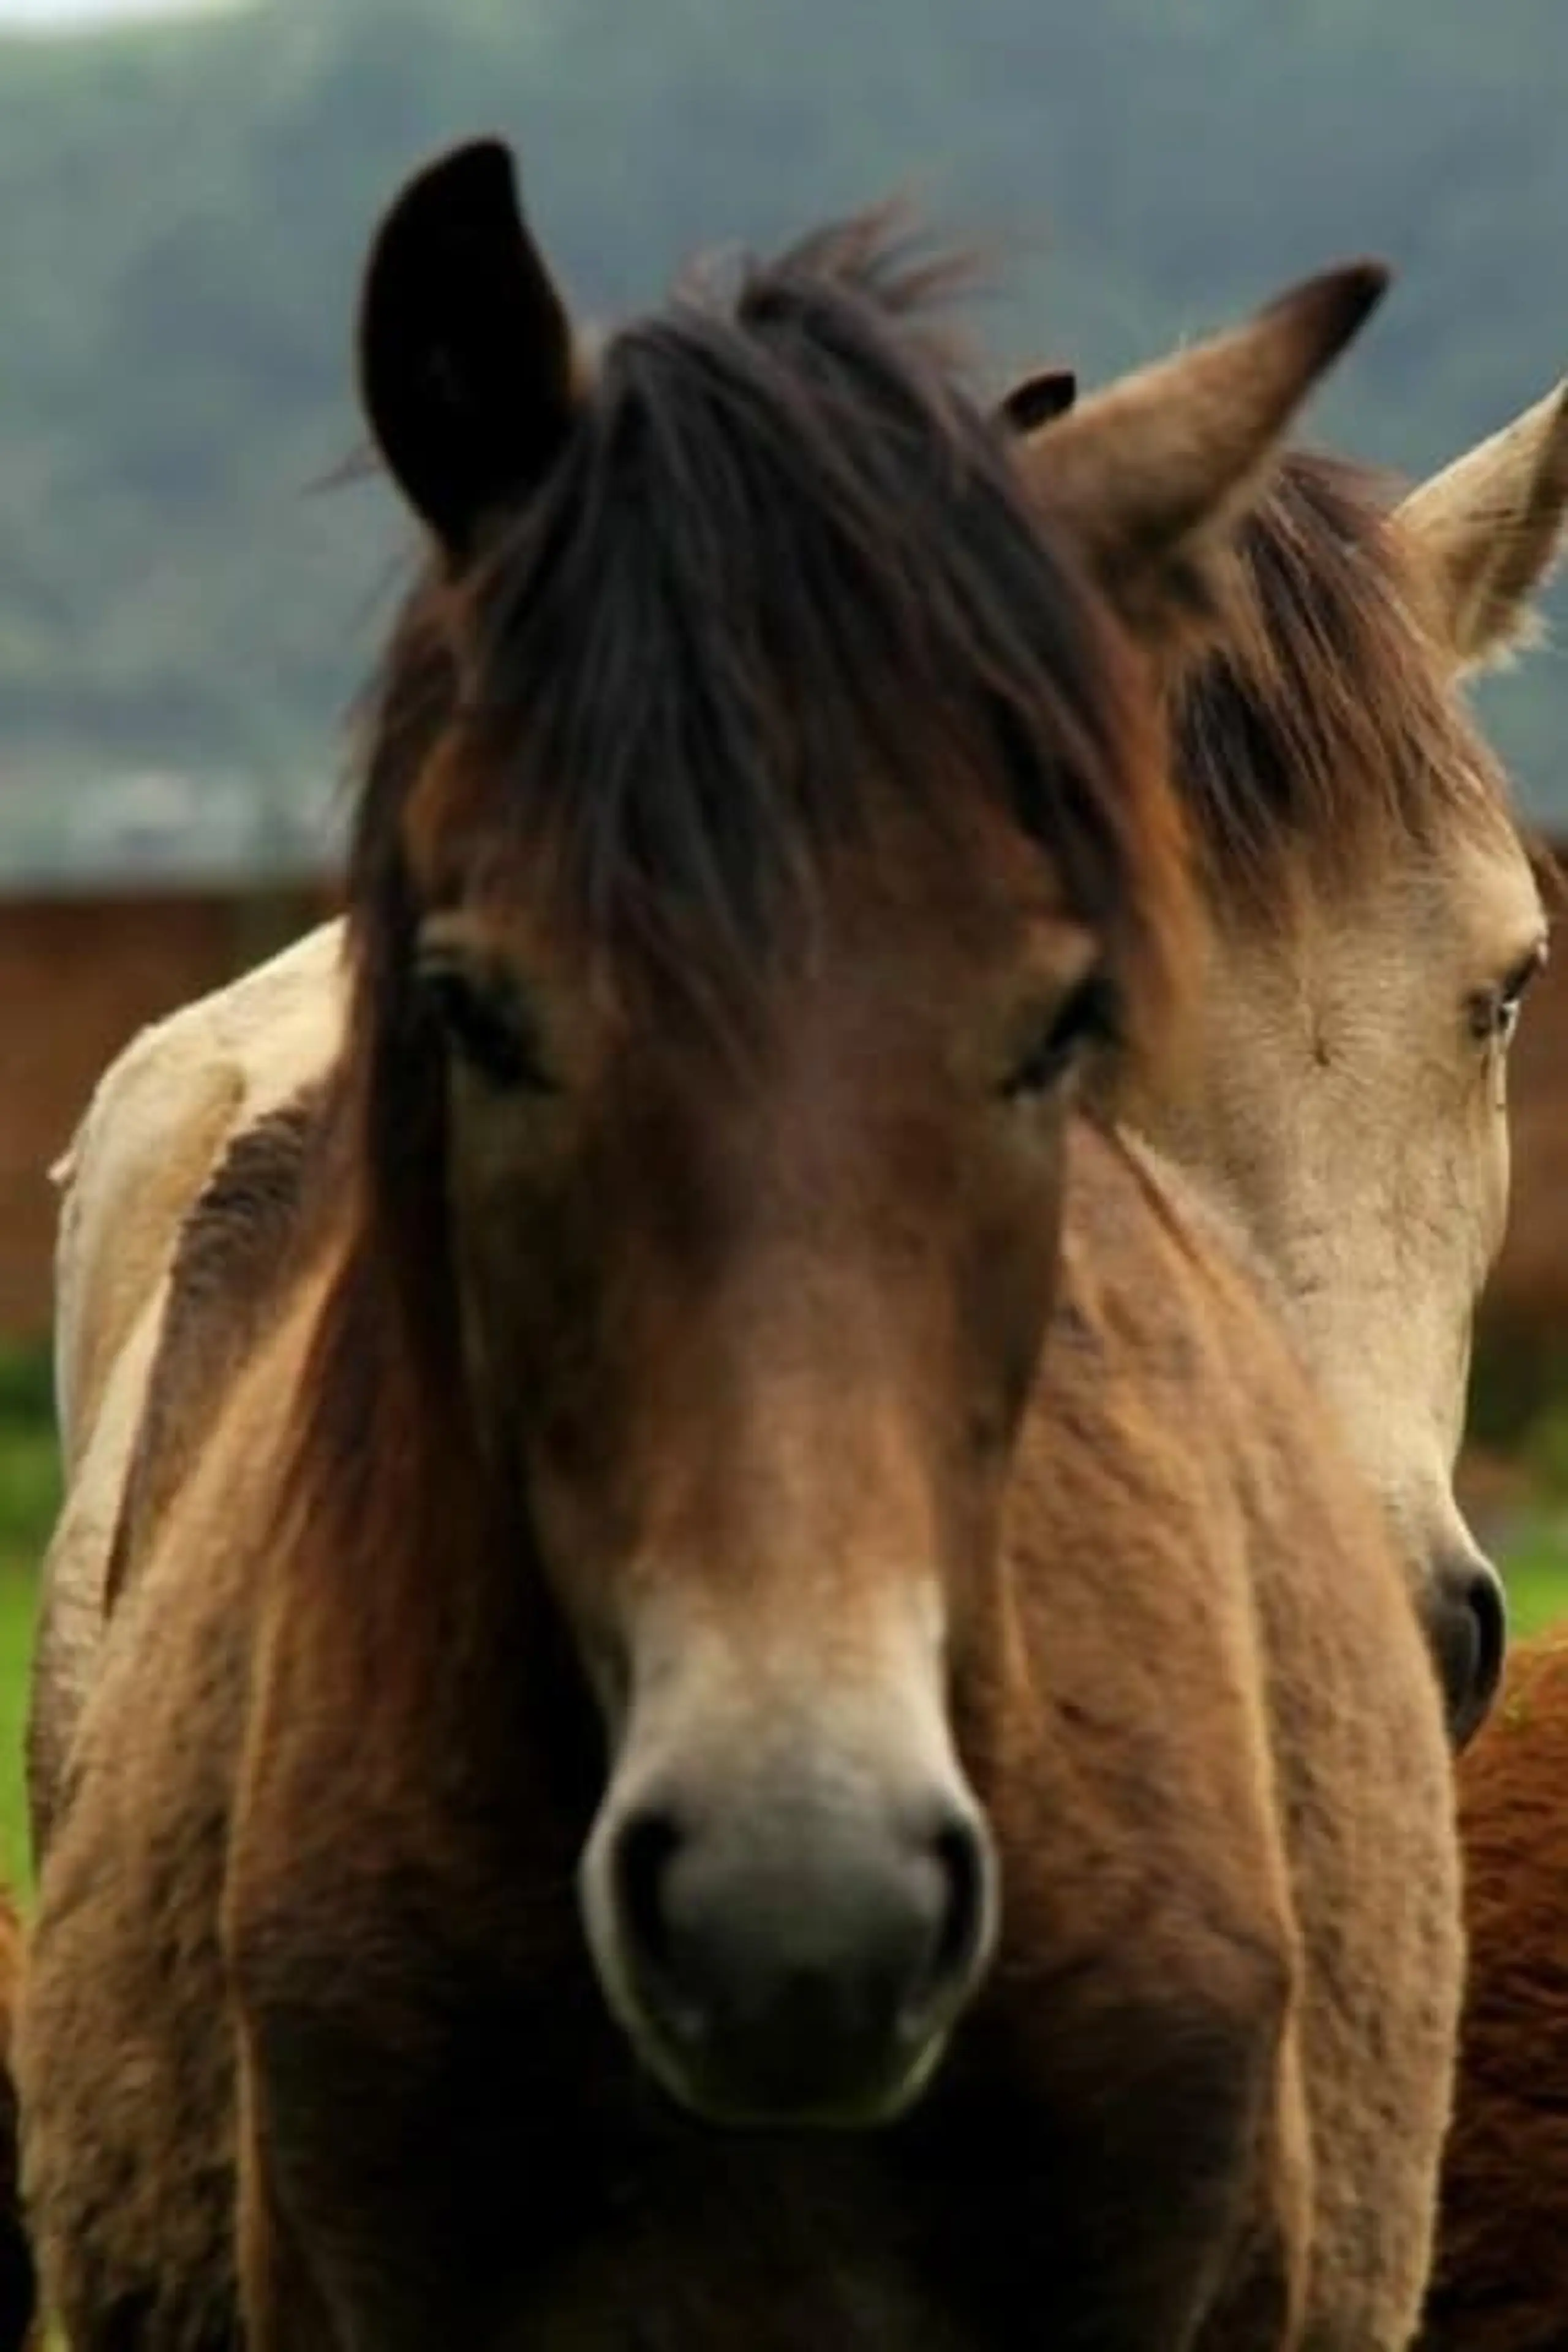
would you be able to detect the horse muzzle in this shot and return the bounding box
[581,1732,997,2127]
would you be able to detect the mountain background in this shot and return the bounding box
[1,0,1565,876]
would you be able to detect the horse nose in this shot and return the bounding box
[1424,1548,1507,1750]
[601,1787,995,2125]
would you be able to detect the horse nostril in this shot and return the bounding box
[1476,1571,1504,1703]
[1462,1565,1506,1717]
[1430,1556,1507,1750]
[597,1781,996,2122]
[902,1815,990,2038]
[612,1806,686,2008]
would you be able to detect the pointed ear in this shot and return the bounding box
[1014,262,1389,646]
[997,367,1077,433]
[1393,379,1568,674]
[357,138,578,558]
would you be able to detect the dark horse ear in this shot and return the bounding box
[357,138,578,557]
[997,368,1077,434]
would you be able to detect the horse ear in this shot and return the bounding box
[998,368,1077,433]
[1015,263,1389,645]
[357,138,578,557]
[1393,379,1568,674]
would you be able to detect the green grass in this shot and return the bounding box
[1497,1521,1568,1638]
[0,1565,37,1904]
[0,1370,57,1902]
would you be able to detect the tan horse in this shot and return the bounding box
[18,141,1457,2351]
[1123,407,1560,1735]
[28,359,1563,1851]
[1016,371,1557,1737]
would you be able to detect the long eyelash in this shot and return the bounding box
[1002,969,1121,1099]
[418,962,554,1091]
[1469,943,1548,1047]
[1502,941,1548,1004]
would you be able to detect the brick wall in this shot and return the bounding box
[1475,887,1568,1419]
[0,886,333,1339]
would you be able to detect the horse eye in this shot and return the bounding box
[1469,941,1548,1051]
[417,957,555,1093]
[1001,969,1118,1101]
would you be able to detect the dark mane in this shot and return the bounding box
[281,203,1191,1642]
[345,205,1183,1047]
[1175,450,1513,914]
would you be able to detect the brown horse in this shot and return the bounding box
[19,141,1457,2351]
[28,360,1563,1866]
[1417,1624,1568,2349]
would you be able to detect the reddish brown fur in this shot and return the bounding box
[1419,1630,1568,2350]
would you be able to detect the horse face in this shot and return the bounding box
[416,801,1102,2123]
[362,147,1387,2121]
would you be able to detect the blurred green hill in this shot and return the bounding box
[1,0,1565,865]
